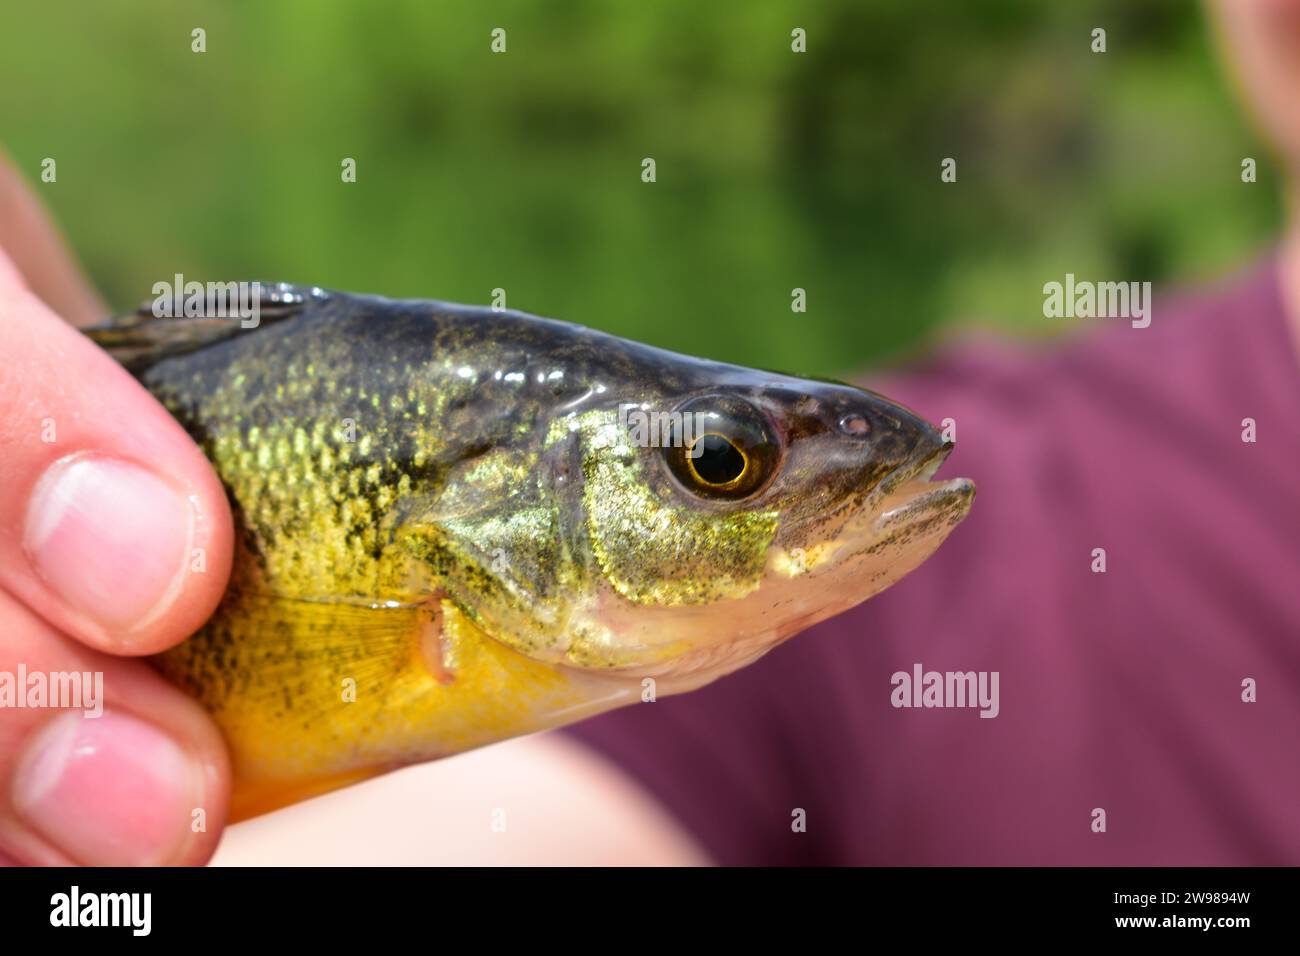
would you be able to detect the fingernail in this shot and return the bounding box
[11,710,201,866]
[24,454,194,637]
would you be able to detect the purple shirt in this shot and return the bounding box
[564,256,1300,865]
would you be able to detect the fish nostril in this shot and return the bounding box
[840,414,870,437]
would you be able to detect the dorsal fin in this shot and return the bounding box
[83,281,329,373]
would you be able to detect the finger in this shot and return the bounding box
[0,590,230,865]
[0,254,234,655]
[0,150,107,328]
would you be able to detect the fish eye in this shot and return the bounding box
[687,433,747,486]
[662,396,780,500]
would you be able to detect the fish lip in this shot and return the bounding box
[873,475,976,534]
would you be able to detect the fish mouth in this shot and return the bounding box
[875,439,956,496]
[857,440,975,536]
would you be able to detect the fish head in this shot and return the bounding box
[427,348,974,693]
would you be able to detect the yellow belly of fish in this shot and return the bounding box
[156,592,627,821]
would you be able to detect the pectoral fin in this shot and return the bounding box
[154,589,438,821]
[155,587,627,821]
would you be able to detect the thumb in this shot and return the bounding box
[0,255,234,655]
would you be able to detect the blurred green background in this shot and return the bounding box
[0,0,1283,375]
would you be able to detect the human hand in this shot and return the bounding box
[0,152,234,865]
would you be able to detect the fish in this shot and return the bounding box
[85,282,975,820]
